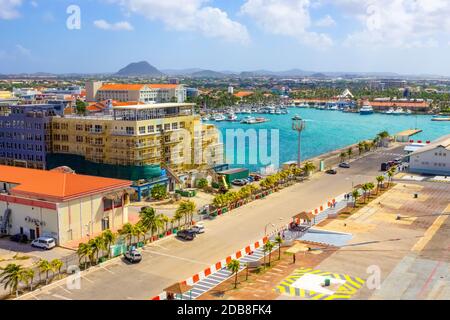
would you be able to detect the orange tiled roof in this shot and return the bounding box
[99,84,146,91]
[234,91,254,98]
[368,101,430,108]
[148,84,179,89]
[0,165,131,202]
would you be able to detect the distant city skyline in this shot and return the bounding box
[1,0,450,75]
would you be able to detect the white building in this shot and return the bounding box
[228,86,234,95]
[94,83,187,103]
[408,135,450,175]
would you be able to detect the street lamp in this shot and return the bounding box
[292,117,306,167]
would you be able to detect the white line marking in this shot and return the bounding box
[82,275,94,283]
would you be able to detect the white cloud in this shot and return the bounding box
[30,1,38,8]
[0,0,23,19]
[109,0,250,44]
[94,19,134,31]
[315,15,336,27]
[330,0,450,48]
[240,0,333,47]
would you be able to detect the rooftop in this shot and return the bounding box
[0,165,131,202]
[409,134,450,156]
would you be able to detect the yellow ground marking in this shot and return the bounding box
[412,213,449,252]
[311,293,327,300]
[344,275,363,288]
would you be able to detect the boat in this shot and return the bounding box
[431,117,450,121]
[406,109,413,115]
[213,114,226,122]
[392,107,406,115]
[241,116,256,124]
[226,113,238,121]
[201,115,211,121]
[384,108,395,115]
[292,114,302,120]
[360,104,374,115]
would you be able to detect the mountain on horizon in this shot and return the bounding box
[116,61,164,77]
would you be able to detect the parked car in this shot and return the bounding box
[124,249,142,263]
[10,233,28,243]
[177,229,196,241]
[326,169,337,175]
[31,237,56,250]
[232,179,248,186]
[250,173,263,181]
[190,223,205,234]
[247,176,255,183]
[339,162,350,168]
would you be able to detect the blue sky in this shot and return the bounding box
[1,0,450,75]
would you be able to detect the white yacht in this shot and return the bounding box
[213,114,226,122]
[392,107,405,115]
[360,104,374,115]
[226,113,238,121]
[384,108,395,115]
[240,116,256,124]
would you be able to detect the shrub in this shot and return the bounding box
[151,184,167,200]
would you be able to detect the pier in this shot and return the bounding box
[394,129,423,142]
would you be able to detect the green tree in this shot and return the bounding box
[77,242,94,268]
[274,236,283,261]
[50,259,63,279]
[102,229,116,258]
[75,100,87,115]
[263,241,275,267]
[196,178,208,189]
[90,236,106,264]
[302,162,316,176]
[347,147,353,159]
[376,176,385,194]
[0,264,30,297]
[340,152,347,163]
[37,259,52,284]
[119,223,135,247]
[227,259,241,289]
[176,200,196,228]
[352,189,360,207]
[151,184,167,200]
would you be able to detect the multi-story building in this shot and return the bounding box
[49,103,224,181]
[92,83,187,103]
[0,165,132,245]
[0,104,63,169]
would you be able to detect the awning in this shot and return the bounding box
[164,282,194,295]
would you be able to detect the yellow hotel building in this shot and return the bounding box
[50,103,224,179]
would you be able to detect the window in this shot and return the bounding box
[164,124,171,131]
[148,125,154,133]
[172,123,178,130]
[139,126,146,134]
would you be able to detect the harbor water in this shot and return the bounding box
[208,108,450,171]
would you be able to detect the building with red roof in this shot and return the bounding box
[0,165,132,245]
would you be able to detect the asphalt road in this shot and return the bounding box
[23,146,406,300]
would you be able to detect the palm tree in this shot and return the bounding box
[102,229,116,258]
[0,264,28,297]
[387,170,394,187]
[302,162,316,176]
[263,241,275,267]
[91,236,106,264]
[50,259,63,279]
[22,268,35,292]
[119,223,135,247]
[77,242,94,268]
[340,152,347,163]
[347,147,353,159]
[161,214,170,235]
[352,189,360,207]
[37,259,52,284]
[366,182,375,200]
[274,236,283,260]
[134,222,147,244]
[376,176,385,194]
[176,200,196,228]
[358,142,365,156]
[227,259,241,289]
[173,211,183,228]
[361,184,370,203]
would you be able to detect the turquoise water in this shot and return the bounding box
[209,108,450,171]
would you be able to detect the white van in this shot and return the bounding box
[31,237,56,250]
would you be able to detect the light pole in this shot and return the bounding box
[292,117,306,167]
[264,218,284,236]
